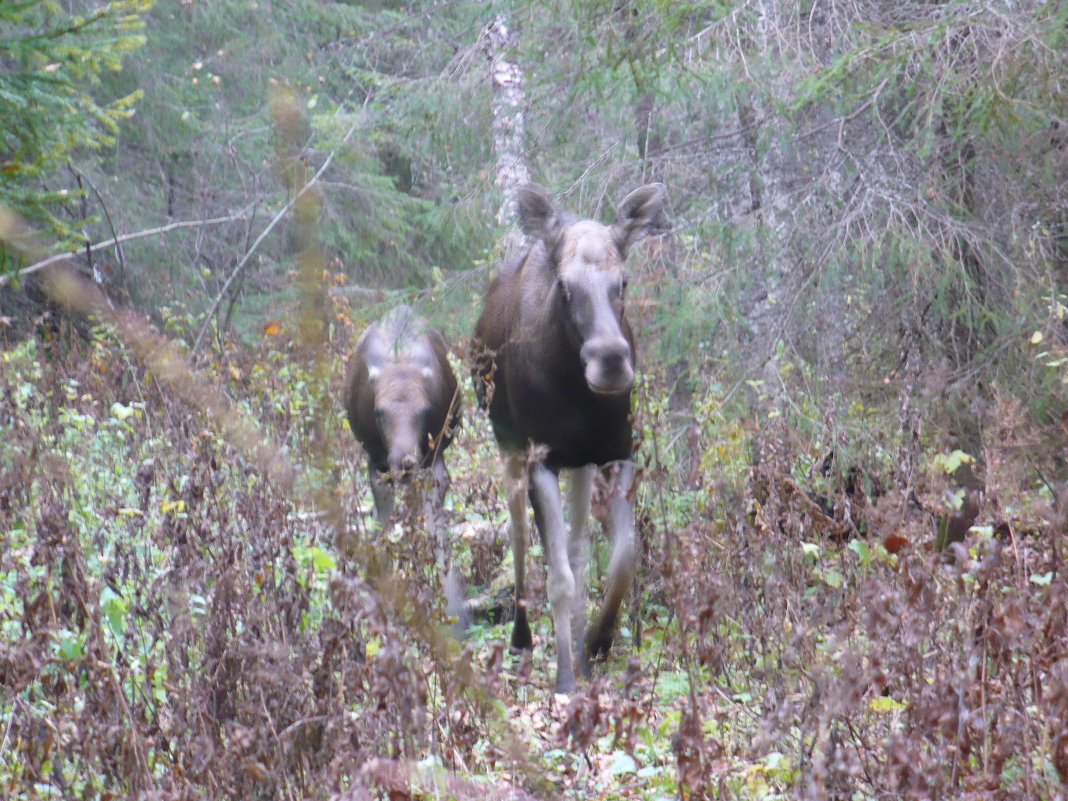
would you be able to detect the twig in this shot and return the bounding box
[796,77,890,142]
[0,206,257,288]
[220,200,261,341]
[329,284,382,297]
[190,121,359,357]
[70,164,126,281]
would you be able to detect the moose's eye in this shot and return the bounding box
[621,276,629,292]
[557,278,572,304]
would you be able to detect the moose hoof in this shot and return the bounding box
[555,674,577,694]
[448,617,468,641]
[578,653,592,679]
[510,605,533,651]
[586,629,615,662]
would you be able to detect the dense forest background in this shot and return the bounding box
[2,0,1067,799]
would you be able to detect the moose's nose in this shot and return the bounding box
[580,337,634,394]
[388,451,419,483]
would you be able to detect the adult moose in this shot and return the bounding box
[344,305,466,632]
[472,182,667,692]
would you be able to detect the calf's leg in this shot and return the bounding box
[425,457,468,637]
[369,465,395,535]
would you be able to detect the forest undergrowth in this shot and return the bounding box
[2,0,1067,796]
[1,292,1067,801]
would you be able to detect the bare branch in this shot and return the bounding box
[189,120,359,358]
[0,206,257,288]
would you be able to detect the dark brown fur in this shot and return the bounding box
[472,183,667,691]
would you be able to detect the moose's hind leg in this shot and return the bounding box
[505,453,533,650]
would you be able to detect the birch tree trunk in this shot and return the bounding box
[484,17,530,229]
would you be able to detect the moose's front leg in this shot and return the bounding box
[529,461,578,693]
[566,465,595,678]
[587,460,636,660]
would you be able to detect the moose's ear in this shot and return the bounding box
[363,340,386,383]
[612,182,667,258]
[515,184,564,252]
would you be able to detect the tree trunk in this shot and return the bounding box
[484,17,530,229]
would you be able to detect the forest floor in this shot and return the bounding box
[1,303,1066,800]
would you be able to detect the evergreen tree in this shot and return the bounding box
[0,0,152,273]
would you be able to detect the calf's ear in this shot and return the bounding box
[516,184,564,253]
[613,183,667,258]
[363,339,386,383]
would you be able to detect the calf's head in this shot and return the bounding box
[516,182,667,395]
[365,349,436,479]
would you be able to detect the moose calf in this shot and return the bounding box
[344,305,465,631]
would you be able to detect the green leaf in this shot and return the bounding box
[655,670,690,702]
[869,695,907,713]
[100,585,128,637]
[110,401,135,420]
[764,751,790,774]
[821,569,844,588]
[608,751,638,775]
[932,449,975,475]
[308,546,337,572]
[848,539,871,567]
[56,630,84,661]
